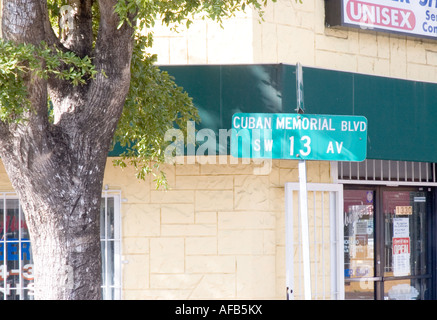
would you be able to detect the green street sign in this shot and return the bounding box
[231,113,367,161]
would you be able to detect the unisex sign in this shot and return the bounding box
[326,0,437,40]
[231,113,367,161]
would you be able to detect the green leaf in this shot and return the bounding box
[112,33,199,186]
[0,39,98,123]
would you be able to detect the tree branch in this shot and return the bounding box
[46,0,135,165]
[47,0,94,126]
[74,0,135,135]
[40,1,67,50]
[1,0,49,122]
[0,0,52,171]
[62,0,94,58]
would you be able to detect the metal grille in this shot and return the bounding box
[101,190,122,300]
[285,183,344,300]
[0,194,31,300]
[335,160,437,186]
[0,191,121,300]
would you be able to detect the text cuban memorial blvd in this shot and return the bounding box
[233,114,366,131]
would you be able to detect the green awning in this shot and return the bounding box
[133,64,437,163]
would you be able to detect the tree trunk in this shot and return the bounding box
[0,124,111,299]
[5,162,105,300]
[1,0,135,299]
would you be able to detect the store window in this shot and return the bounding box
[0,193,121,300]
[343,187,433,300]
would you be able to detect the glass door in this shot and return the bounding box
[381,190,431,300]
[344,187,433,300]
[344,189,377,299]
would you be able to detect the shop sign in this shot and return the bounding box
[392,237,411,276]
[231,113,367,161]
[326,0,437,40]
[393,217,410,276]
[0,239,34,297]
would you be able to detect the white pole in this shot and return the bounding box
[296,63,312,300]
[285,184,294,300]
[299,159,311,299]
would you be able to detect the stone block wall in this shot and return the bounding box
[150,0,437,83]
[103,157,332,299]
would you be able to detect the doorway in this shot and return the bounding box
[343,186,434,300]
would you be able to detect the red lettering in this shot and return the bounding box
[346,0,416,31]
[0,216,28,234]
[393,238,410,255]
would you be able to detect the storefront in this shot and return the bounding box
[1,62,437,300]
[344,185,432,300]
[158,64,437,300]
[338,161,437,300]
[4,0,437,300]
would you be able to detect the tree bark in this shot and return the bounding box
[0,0,134,299]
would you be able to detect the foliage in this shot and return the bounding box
[115,0,276,30]
[0,39,96,122]
[0,0,281,186]
[112,0,278,187]
[113,33,198,188]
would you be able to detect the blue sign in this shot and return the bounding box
[0,239,32,261]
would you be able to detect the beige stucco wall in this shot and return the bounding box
[102,157,332,299]
[115,0,437,300]
[0,154,332,300]
[151,0,437,83]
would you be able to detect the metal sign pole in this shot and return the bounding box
[296,63,312,300]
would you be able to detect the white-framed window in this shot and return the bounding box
[0,191,122,300]
[100,191,122,300]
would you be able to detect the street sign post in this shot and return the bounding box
[231,113,367,162]
[295,63,311,301]
[231,110,367,300]
[230,65,368,301]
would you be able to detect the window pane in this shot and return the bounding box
[100,201,105,238]
[107,198,114,239]
[6,199,20,240]
[0,199,33,300]
[0,202,4,240]
[344,190,375,279]
[100,197,115,239]
[0,243,4,299]
[344,190,375,300]
[383,191,429,277]
[6,248,22,300]
[100,196,120,300]
[101,241,106,286]
[101,241,115,286]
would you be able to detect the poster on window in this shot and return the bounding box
[392,237,410,276]
[393,218,409,238]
